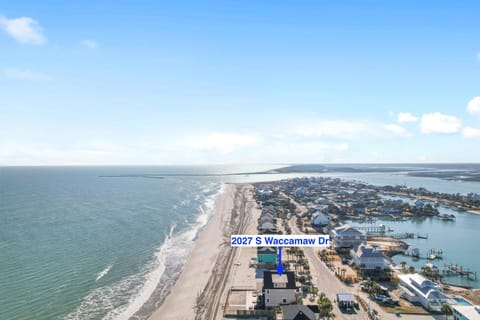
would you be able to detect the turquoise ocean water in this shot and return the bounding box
[2,165,480,319]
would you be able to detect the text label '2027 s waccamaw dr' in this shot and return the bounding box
[230,235,329,247]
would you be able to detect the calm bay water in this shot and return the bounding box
[339,172,480,288]
[2,165,480,319]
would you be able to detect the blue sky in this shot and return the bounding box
[1,1,480,165]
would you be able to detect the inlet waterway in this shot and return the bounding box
[337,172,480,288]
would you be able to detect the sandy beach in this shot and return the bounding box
[150,183,253,320]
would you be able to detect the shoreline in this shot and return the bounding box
[149,183,238,320]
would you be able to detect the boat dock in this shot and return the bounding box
[354,225,387,234]
[389,232,428,240]
[442,264,477,281]
[404,248,443,260]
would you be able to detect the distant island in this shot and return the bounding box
[268,164,480,182]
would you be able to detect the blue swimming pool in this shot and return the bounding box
[453,296,473,306]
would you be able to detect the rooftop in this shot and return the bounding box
[263,271,296,290]
[451,304,480,319]
[398,273,448,301]
[337,293,355,302]
[354,245,385,258]
[281,304,317,320]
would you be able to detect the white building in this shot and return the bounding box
[451,304,480,320]
[263,271,297,307]
[398,273,450,312]
[330,224,367,250]
[351,245,388,271]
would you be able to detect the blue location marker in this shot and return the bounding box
[276,246,284,276]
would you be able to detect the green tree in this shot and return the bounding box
[317,293,333,318]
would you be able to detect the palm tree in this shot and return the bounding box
[318,294,333,318]
[400,261,407,270]
[440,304,452,319]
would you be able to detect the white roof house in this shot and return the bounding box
[398,273,450,312]
[451,304,480,320]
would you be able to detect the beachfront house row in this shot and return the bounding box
[451,304,480,320]
[398,273,450,312]
[257,247,277,267]
[329,224,367,250]
[350,245,389,272]
[263,271,297,307]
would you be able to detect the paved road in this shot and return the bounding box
[289,216,369,320]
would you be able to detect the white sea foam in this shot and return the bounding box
[96,265,113,282]
[63,183,225,320]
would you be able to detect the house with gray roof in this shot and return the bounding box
[281,304,319,320]
[330,224,366,250]
[351,244,388,271]
[259,221,277,234]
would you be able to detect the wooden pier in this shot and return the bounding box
[442,264,477,281]
[404,248,443,260]
[354,225,387,234]
[391,232,414,239]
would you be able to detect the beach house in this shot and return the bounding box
[398,273,450,311]
[263,271,297,307]
[311,211,329,227]
[257,247,277,267]
[351,244,388,272]
[281,305,319,320]
[259,221,277,234]
[259,212,274,225]
[330,225,367,250]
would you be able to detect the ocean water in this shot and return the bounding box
[0,165,284,320]
[2,165,480,319]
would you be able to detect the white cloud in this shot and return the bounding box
[467,96,480,116]
[81,39,98,49]
[397,112,418,123]
[292,120,372,138]
[3,68,50,81]
[384,124,412,137]
[185,132,262,154]
[462,126,480,139]
[0,15,46,45]
[420,112,462,134]
[477,52,480,61]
